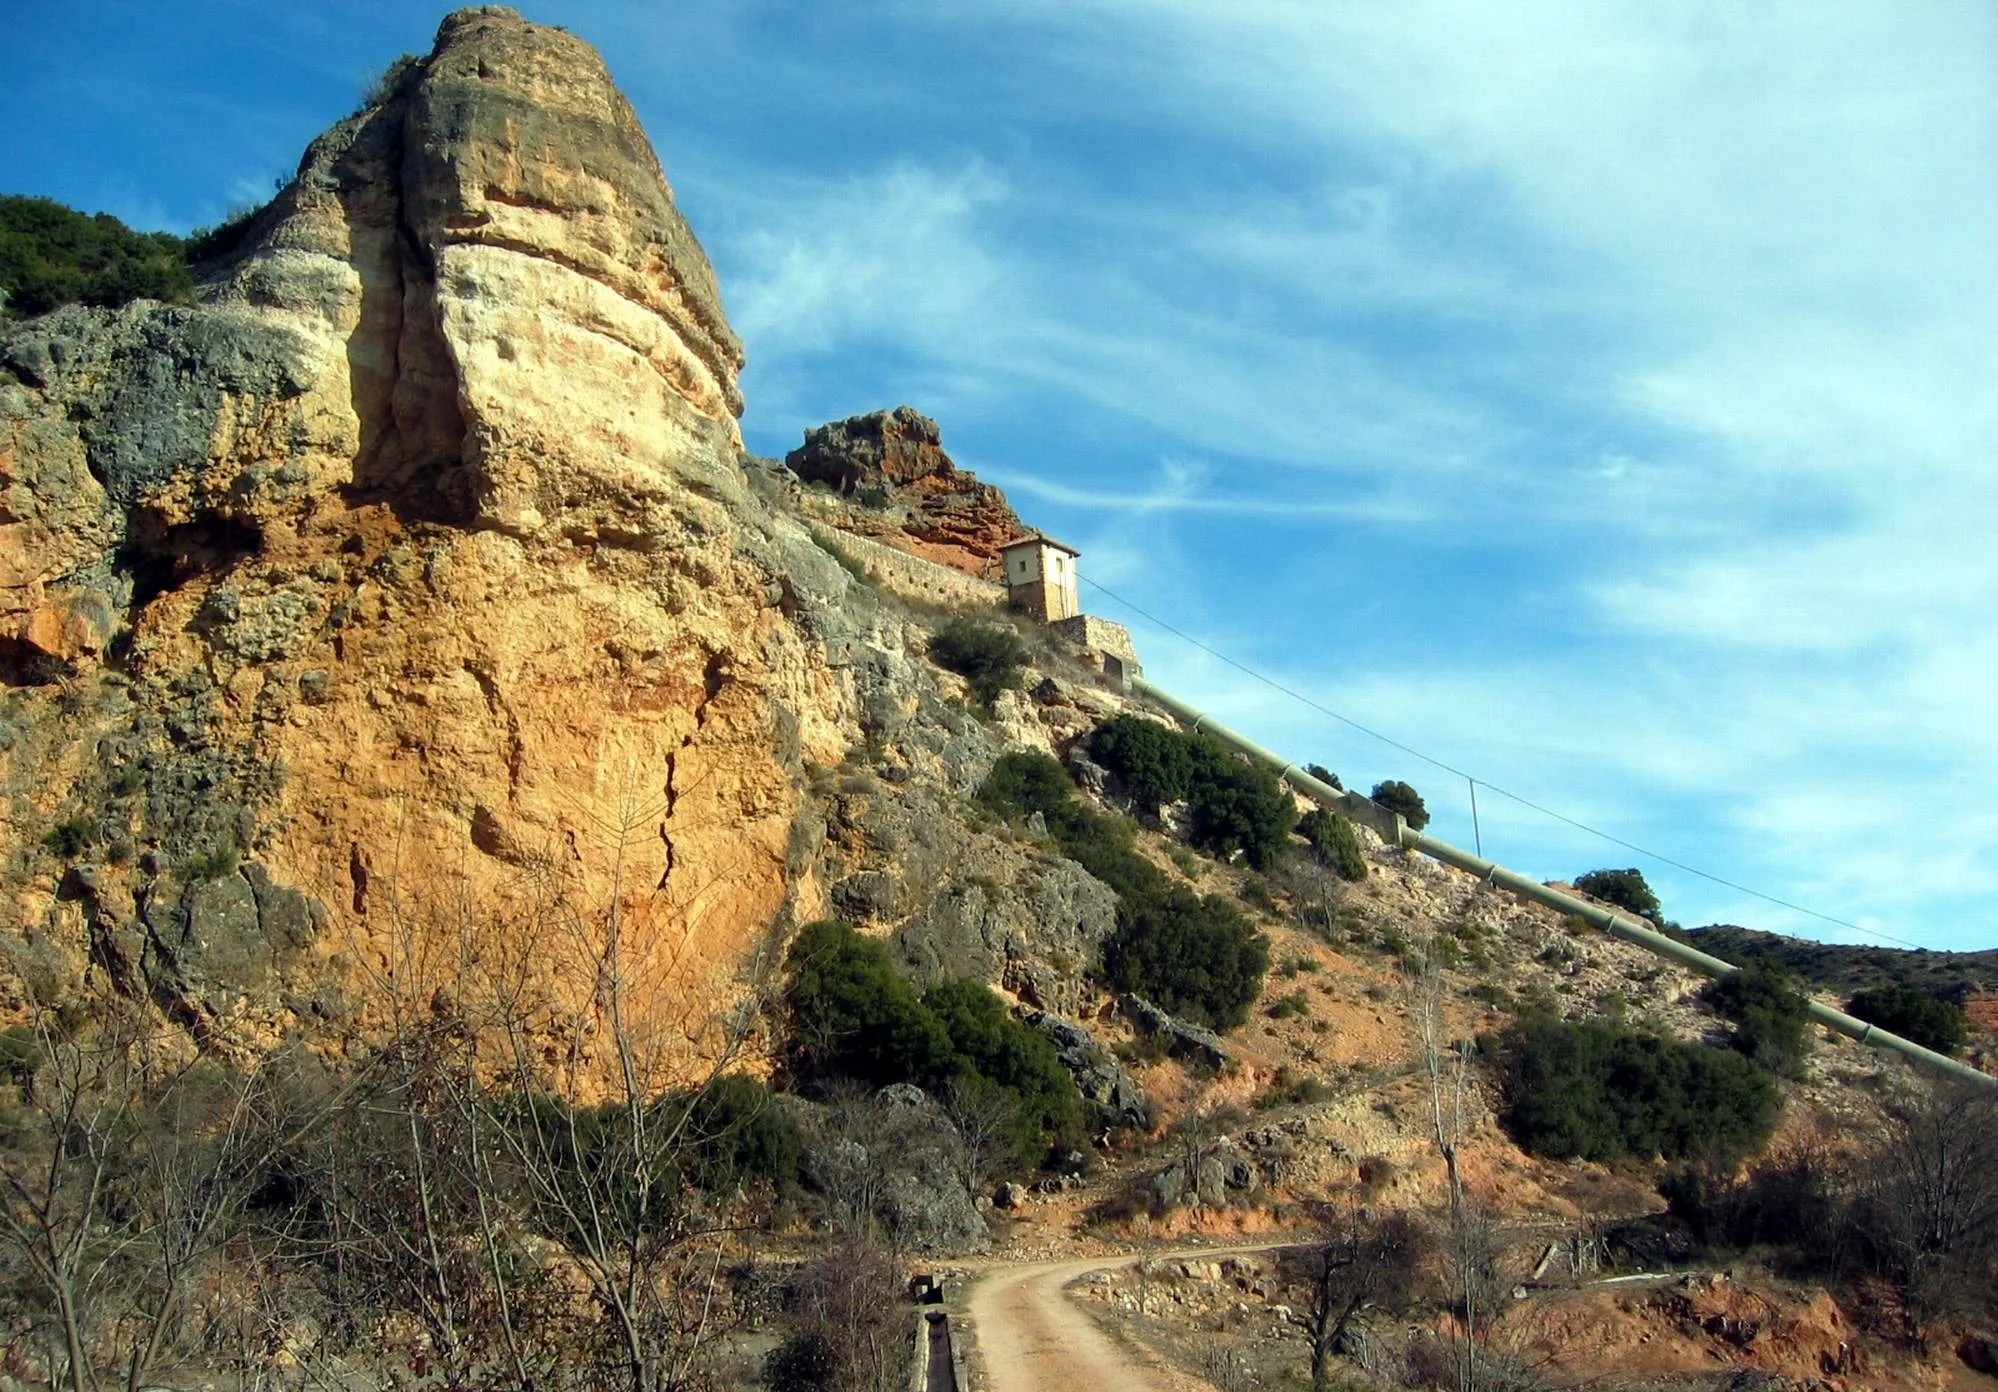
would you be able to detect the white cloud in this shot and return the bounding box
[726,160,1011,357]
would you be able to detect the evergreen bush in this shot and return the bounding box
[779,920,1080,1149]
[1297,808,1367,881]
[1090,715,1294,867]
[1183,734,1297,869]
[928,618,1027,706]
[1368,780,1430,831]
[1105,886,1269,1030]
[1574,867,1663,922]
[1705,960,1813,1077]
[1491,1016,1780,1162]
[1845,985,1968,1056]
[1,195,192,315]
[1088,714,1193,812]
[974,752,1270,1030]
[782,919,953,1088]
[680,1073,803,1194]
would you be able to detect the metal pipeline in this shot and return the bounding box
[1130,676,1995,1088]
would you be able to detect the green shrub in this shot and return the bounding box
[779,920,1080,1149]
[766,1331,838,1392]
[1660,1148,1838,1257]
[0,1025,42,1087]
[1,195,193,315]
[977,753,1163,901]
[977,752,1080,829]
[1574,867,1663,922]
[1105,885,1268,1030]
[1258,1068,1335,1108]
[1305,763,1342,791]
[358,52,421,111]
[928,618,1027,706]
[1297,808,1367,881]
[1088,716,1296,868]
[42,815,94,859]
[680,1073,802,1194]
[974,751,1272,1032]
[921,979,1080,1148]
[182,843,242,885]
[1268,990,1310,1020]
[1089,714,1194,812]
[1491,1016,1780,1163]
[1184,735,1296,869]
[1061,820,1165,903]
[1845,985,1968,1056]
[1705,961,1812,1077]
[1240,879,1278,914]
[1368,780,1429,831]
[183,178,286,266]
[782,920,952,1088]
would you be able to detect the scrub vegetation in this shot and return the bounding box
[979,749,1270,1028]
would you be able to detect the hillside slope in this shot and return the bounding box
[2,10,1993,1391]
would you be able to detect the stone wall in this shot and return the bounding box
[1046,615,1142,667]
[820,527,1006,608]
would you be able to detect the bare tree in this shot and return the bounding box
[0,1006,331,1392]
[1413,931,1523,1392]
[299,778,780,1392]
[938,1075,1022,1197]
[0,1007,140,1392]
[767,1233,905,1392]
[1299,1205,1430,1391]
[1855,1080,1998,1328]
[1158,1098,1246,1210]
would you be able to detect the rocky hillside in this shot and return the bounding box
[4,10,1995,1391]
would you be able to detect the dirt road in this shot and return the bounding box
[963,1244,1284,1392]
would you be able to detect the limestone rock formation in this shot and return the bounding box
[783,407,1027,577]
[0,8,945,1073]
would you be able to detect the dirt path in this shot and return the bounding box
[963,1243,1286,1392]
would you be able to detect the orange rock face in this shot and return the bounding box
[783,406,1028,578]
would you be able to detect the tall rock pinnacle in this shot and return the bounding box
[220,5,746,535]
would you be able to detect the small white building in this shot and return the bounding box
[999,533,1081,623]
[998,532,1143,683]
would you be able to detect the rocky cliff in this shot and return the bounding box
[0,8,1106,1075]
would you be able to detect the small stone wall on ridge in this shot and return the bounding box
[818,527,1005,608]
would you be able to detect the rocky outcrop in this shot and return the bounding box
[1025,1010,1151,1128]
[1120,994,1231,1069]
[800,1084,989,1253]
[783,408,1026,577]
[0,9,846,1072]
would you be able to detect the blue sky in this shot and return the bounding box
[8,1,1996,951]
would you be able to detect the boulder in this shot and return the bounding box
[1025,1010,1151,1127]
[1120,993,1231,1069]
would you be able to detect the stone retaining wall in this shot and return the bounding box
[820,527,1006,608]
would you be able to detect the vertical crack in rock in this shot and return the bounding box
[463,660,524,796]
[663,750,687,890]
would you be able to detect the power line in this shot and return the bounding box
[1082,574,1933,953]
